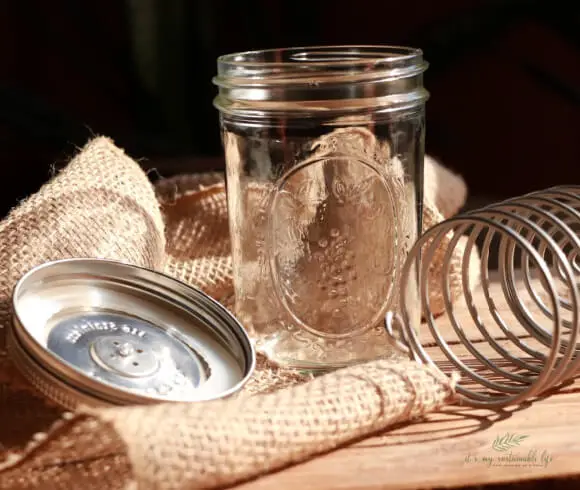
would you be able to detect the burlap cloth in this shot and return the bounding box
[0,138,467,489]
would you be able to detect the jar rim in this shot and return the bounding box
[217,45,423,71]
[213,45,428,115]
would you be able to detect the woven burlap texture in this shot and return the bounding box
[0,137,464,489]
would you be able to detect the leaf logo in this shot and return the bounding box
[492,433,529,452]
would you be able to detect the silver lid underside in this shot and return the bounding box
[10,259,255,407]
[47,312,208,399]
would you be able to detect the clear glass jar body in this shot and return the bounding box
[214,46,428,369]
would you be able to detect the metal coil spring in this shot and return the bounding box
[385,185,580,408]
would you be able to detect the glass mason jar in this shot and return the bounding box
[213,46,428,370]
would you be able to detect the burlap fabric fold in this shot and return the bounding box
[0,137,465,489]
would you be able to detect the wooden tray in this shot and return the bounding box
[236,273,580,489]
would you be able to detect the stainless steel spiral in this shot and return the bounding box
[385,185,580,409]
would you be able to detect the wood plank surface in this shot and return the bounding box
[236,273,580,490]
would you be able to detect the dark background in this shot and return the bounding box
[0,0,578,216]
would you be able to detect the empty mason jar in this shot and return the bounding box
[213,46,428,370]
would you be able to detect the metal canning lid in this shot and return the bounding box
[8,258,255,409]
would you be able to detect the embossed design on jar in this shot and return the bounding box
[267,154,401,339]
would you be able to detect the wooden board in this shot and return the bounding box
[235,273,580,490]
